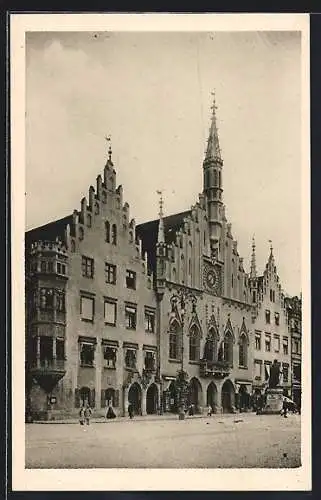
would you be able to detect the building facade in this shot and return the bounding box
[25,99,298,420]
[285,296,302,410]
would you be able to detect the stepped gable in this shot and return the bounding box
[136,210,191,273]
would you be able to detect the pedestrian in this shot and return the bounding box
[207,405,213,417]
[84,403,92,425]
[128,402,134,419]
[282,397,288,418]
[106,401,116,420]
[79,405,85,426]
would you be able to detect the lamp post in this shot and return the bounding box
[170,289,197,420]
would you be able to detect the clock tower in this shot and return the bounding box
[203,93,223,260]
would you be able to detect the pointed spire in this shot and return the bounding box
[250,235,257,278]
[205,91,222,162]
[157,190,165,244]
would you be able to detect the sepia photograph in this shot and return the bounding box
[11,13,310,491]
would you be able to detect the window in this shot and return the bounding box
[56,338,65,360]
[125,304,137,330]
[231,274,234,288]
[273,335,280,352]
[126,270,136,289]
[265,310,271,324]
[103,346,116,368]
[56,290,65,312]
[39,336,53,362]
[265,334,271,352]
[293,340,300,354]
[82,256,94,278]
[239,334,248,367]
[104,300,116,326]
[223,331,233,365]
[189,325,200,361]
[105,263,116,284]
[79,227,84,240]
[87,214,92,228]
[105,221,110,243]
[254,361,262,379]
[125,349,136,369]
[40,261,47,273]
[144,351,155,371]
[80,341,95,366]
[255,331,261,350]
[293,364,301,382]
[252,291,256,303]
[102,191,107,203]
[283,364,289,383]
[95,202,99,215]
[270,289,275,302]
[204,329,219,362]
[145,309,155,333]
[283,336,289,355]
[275,312,280,326]
[40,288,54,310]
[48,261,53,273]
[80,296,94,322]
[111,224,117,245]
[169,321,179,360]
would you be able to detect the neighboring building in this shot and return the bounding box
[25,98,297,420]
[285,295,302,410]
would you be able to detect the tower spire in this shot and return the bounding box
[105,134,113,164]
[205,91,222,162]
[203,92,223,258]
[250,235,257,278]
[157,190,165,243]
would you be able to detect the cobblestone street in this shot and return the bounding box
[25,413,301,469]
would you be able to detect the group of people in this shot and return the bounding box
[79,400,117,425]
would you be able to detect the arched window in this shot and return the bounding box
[111,224,117,245]
[223,331,233,365]
[87,214,92,228]
[94,202,99,215]
[169,321,180,360]
[79,227,84,241]
[172,268,176,282]
[214,169,218,186]
[105,221,110,243]
[180,254,185,283]
[239,333,248,367]
[204,328,218,362]
[219,171,221,187]
[129,231,133,243]
[189,325,200,361]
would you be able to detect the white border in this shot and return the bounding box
[11,12,311,491]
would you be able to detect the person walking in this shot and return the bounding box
[106,401,116,420]
[207,405,213,417]
[282,396,288,418]
[128,402,134,419]
[84,403,92,425]
[79,405,85,426]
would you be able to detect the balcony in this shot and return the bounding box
[200,359,231,379]
[29,358,66,392]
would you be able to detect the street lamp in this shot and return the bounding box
[170,289,197,420]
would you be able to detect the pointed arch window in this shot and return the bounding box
[169,321,180,360]
[223,331,233,366]
[189,325,200,361]
[239,333,248,368]
[214,169,218,186]
[105,221,110,243]
[218,170,221,187]
[111,224,117,245]
[172,267,176,282]
[204,328,218,362]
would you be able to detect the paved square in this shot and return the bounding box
[25,413,301,468]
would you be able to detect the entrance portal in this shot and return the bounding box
[238,385,249,411]
[221,379,235,413]
[146,383,158,414]
[188,377,202,411]
[206,382,218,410]
[128,382,142,416]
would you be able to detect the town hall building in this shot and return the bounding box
[25,98,299,420]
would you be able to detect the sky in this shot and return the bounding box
[26,30,302,296]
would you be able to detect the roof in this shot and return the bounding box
[136,210,191,272]
[25,214,74,249]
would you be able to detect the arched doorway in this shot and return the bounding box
[188,377,202,411]
[146,383,158,414]
[238,385,249,411]
[221,379,235,413]
[168,381,178,413]
[206,382,218,410]
[128,382,142,416]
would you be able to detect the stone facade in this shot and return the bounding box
[285,296,302,409]
[25,100,300,420]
